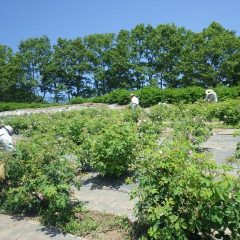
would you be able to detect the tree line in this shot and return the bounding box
[0,21,240,102]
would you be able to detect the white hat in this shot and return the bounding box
[5,126,13,135]
[205,89,214,95]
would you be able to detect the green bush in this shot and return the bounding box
[88,86,240,108]
[89,95,107,103]
[2,99,240,238]
[183,99,240,125]
[103,89,131,105]
[133,116,240,239]
[215,86,240,101]
[0,102,58,112]
[80,117,139,177]
[135,87,162,107]
[0,137,77,223]
[91,86,206,107]
[69,97,85,104]
[134,141,240,239]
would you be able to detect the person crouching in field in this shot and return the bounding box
[130,94,139,110]
[205,89,218,102]
[0,125,14,152]
[0,125,14,181]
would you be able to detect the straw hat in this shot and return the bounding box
[205,89,214,95]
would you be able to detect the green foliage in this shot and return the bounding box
[147,98,240,126]
[216,86,240,101]
[86,122,139,177]
[132,114,240,239]
[64,215,98,236]
[1,98,240,239]
[70,89,131,105]
[90,86,240,108]
[135,87,162,107]
[2,22,240,102]
[69,97,85,104]
[185,99,240,125]
[89,86,207,107]
[0,138,77,223]
[0,102,58,112]
[3,108,148,178]
[103,89,132,105]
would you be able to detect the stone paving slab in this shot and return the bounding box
[0,214,84,240]
[73,173,138,221]
[212,128,236,135]
[73,186,137,221]
[201,129,240,168]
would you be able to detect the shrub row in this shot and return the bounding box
[147,98,240,126]
[133,113,240,239]
[0,102,58,112]
[69,86,240,108]
[184,99,240,126]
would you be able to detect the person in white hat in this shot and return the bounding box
[130,94,139,110]
[205,89,218,102]
[0,125,14,151]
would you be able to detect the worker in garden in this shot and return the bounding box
[130,93,139,110]
[0,125,14,152]
[205,89,218,102]
[0,125,14,181]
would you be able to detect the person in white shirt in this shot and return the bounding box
[0,125,14,151]
[130,94,139,110]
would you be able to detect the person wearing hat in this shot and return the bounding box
[205,89,218,102]
[0,125,14,151]
[130,94,139,110]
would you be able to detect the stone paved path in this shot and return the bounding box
[73,173,137,221]
[201,128,240,170]
[0,214,84,240]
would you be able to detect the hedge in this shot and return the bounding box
[0,102,58,112]
[69,86,240,108]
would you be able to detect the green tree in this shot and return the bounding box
[17,36,52,100]
[0,45,14,101]
[106,30,132,90]
[84,33,115,95]
[130,24,150,89]
[180,22,240,87]
[0,45,32,102]
[52,37,92,101]
[144,24,187,88]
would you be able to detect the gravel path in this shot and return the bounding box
[0,103,126,118]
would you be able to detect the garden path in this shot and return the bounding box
[0,103,126,118]
[72,173,137,221]
[0,214,84,240]
[74,128,240,221]
[200,128,240,171]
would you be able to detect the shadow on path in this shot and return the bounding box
[82,173,130,191]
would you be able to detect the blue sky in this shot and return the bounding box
[1,0,239,51]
